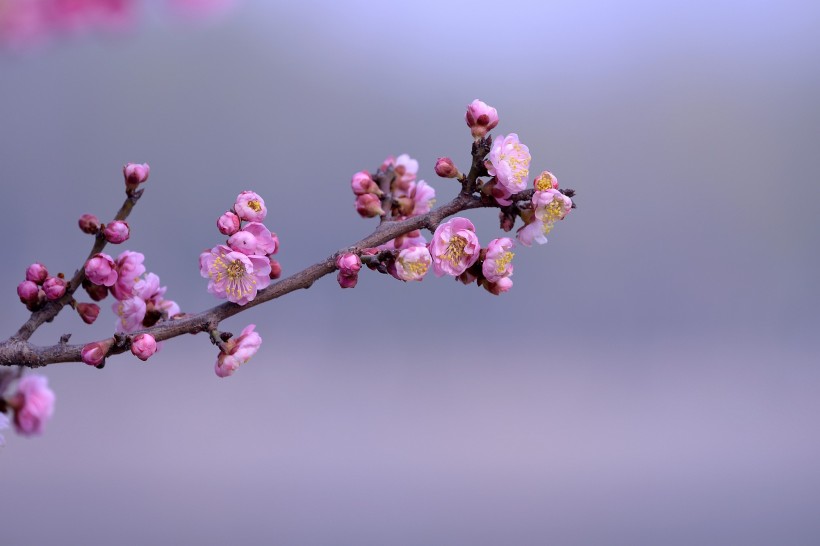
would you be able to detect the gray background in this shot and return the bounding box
[1,1,819,544]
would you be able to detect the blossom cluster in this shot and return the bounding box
[0,374,56,444]
[0,0,238,49]
[199,191,279,306]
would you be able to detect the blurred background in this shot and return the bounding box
[1,0,819,544]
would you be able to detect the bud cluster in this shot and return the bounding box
[17,263,67,311]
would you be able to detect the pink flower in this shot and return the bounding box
[533,189,572,225]
[85,253,118,286]
[217,211,241,236]
[17,280,39,305]
[25,262,48,284]
[215,324,262,378]
[533,170,559,191]
[123,163,150,188]
[110,250,145,300]
[429,217,481,277]
[227,230,257,255]
[103,220,130,244]
[393,246,432,281]
[200,245,271,305]
[485,133,531,194]
[113,296,147,333]
[42,276,67,301]
[482,238,515,283]
[465,99,499,139]
[131,334,158,361]
[355,193,385,218]
[435,157,459,178]
[10,375,55,436]
[234,191,267,222]
[351,171,380,195]
[336,271,358,289]
[516,220,548,247]
[336,253,361,276]
[82,341,110,367]
[242,222,278,255]
[76,302,100,325]
[484,276,513,295]
[78,213,100,234]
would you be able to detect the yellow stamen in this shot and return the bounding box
[494,251,514,274]
[439,235,467,266]
[247,199,262,213]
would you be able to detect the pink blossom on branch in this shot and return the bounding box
[242,222,278,255]
[482,238,515,283]
[85,253,118,286]
[103,220,130,244]
[199,245,271,305]
[123,162,150,189]
[131,333,158,361]
[215,324,261,378]
[217,211,241,236]
[234,190,267,222]
[392,245,432,282]
[465,99,499,139]
[429,217,481,277]
[111,250,145,300]
[486,133,531,195]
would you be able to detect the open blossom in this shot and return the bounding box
[85,253,118,286]
[482,238,515,283]
[111,250,145,300]
[429,217,481,277]
[465,99,499,138]
[533,170,559,191]
[393,246,432,281]
[133,272,181,320]
[486,133,531,194]
[533,189,572,225]
[234,191,267,222]
[215,324,262,378]
[200,245,271,305]
[10,375,55,437]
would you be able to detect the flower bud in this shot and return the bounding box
[465,99,499,139]
[483,276,513,295]
[123,163,150,188]
[103,220,130,244]
[268,258,282,280]
[355,194,385,218]
[85,253,118,286]
[82,278,109,301]
[336,271,358,289]
[76,302,100,324]
[336,253,362,276]
[131,333,158,361]
[25,262,48,284]
[81,340,112,367]
[78,213,101,234]
[434,157,459,178]
[217,211,241,236]
[42,276,67,301]
[17,280,40,305]
[227,230,257,255]
[351,171,381,196]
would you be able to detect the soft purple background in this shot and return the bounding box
[2,1,819,544]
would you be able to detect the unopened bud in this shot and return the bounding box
[268,258,282,280]
[25,262,48,284]
[483,277,513,295]
[355,194,385,218]
[82,340,112,367]
[351,171,381,196]
[434,157,459,178]
[465,99,499,139]
[336,253,362,276]
[78,214,100,234]
[131,333,158,361]
[123,163,150,189]
[17,280,40,305]
[103,220,130,244]
[217,211,241,236]
[42,276,67,301]
[76,302,100,324]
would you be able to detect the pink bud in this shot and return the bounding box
[269,258,282,280]
[42,277,67,301]
[215,355,240,378]
[465,99,499,139]
[81,341,110,367]
[78,214,100,234]
[355,194,385,218]
[336,253,362,276]
[17,280,40,305]
[123,163,150,188]
[131,333,158,361]
[336,271,358,289]
[82,278,109,301]
[227,230,257,255]
[351,171,381,196]
[25,262,49,284]
[103,221,130,244]
[85,253,118,287]
[434,157,459,178]
[484,276,513,295]
[76,302,100,324]
[217,211,241,236]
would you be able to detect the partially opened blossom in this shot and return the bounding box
[42,277,67,301]
[429,217,481,277]
[533,170,559,191]
[485,133,531,194]
[336,253,361,277]
[111,250,145,300]
[200,245,271,305]
[10,375,55,437]
[85,253,118,286]
[234,191,266,222]
[484,276,513,295]
[393,246,432,281]
[465,99,499,138]
[217,211,240,236]
[408,180,435,216]
[215,324,262,378]
[533,189,572,225]
[482,238,515,283]
[113,296,147,333]
[227,230,257,255]
[242,222,278,255]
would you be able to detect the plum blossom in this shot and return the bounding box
[242,222,278,255]
[17,280,39,305]
[435,157,459,178]
[484,276,513,296]
[465,99,499,138]
[533,170,559,191]
[234,191,267,222]
[227,230,257,255]
[429,217,481,277]
[482,238,515,283]
[111,250,145,301]
[76,302,100,324]
[217,211,240,236]
[516,219,549,247]
[215,324,262,378]
[485,133,531,194]
[85,253,118,286]
[533,189,572,225]
[78,213,101,234]
[124,163,150,188]
[200,244,271,305]
[113,296,147,333]
[131,333,158,361]
[393,246,432,281]
[10,375,55,436]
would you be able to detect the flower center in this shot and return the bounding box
[247,199,262,212]
[440,235,467,265]
[401,257,429,276]
[501,143,530,186]
[495,251,514,274]
[226,259,246,279]
[534,173,554,191]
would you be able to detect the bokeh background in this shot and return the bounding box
[2,1,819,544]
